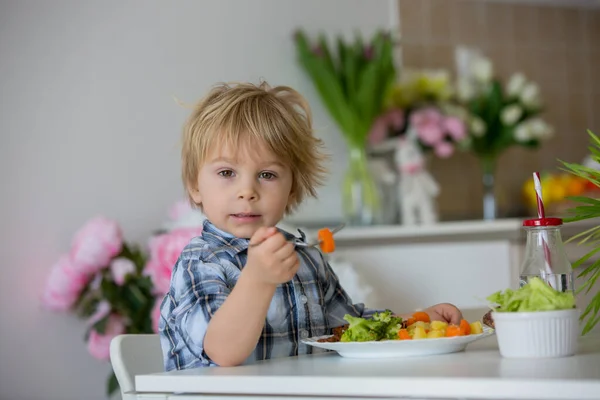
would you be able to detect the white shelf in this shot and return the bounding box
[480,0,600,8]
[295,218,599,246]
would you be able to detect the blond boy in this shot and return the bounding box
[159,82,462,370]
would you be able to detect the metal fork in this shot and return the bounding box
[212,223,346,251]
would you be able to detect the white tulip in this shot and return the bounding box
[514,122,532,142]
[529,118,554,140]
[520,82,541,109]
[470,117,486,137]
[471,57,493,83]
[506,73,527,97]
[500,104,523,126]
[457,79,475,101]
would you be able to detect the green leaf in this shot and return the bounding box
[107,371,119,397]
[93,315,110,335]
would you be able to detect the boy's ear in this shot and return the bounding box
[188,185,202,205]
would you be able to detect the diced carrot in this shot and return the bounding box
[398,329,412,340]
[318,228,335,253]
[412,311,430,323]
[459,319,471,335]
[446,325,461,337]
[406,317,416,327]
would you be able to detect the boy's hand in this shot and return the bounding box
[244,227,300,286]
[424,303,463,325]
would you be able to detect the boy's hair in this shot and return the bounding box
[181,81,328,213]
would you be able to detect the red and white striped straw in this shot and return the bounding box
[533,172,546,219]
[533,172,553,275]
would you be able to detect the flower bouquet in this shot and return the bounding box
[41,201,205,397]
[368,68,468,159]
[452,48,554,219]
[294,29,396,225]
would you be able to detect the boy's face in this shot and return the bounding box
[189,141,293,239]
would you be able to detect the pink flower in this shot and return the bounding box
[367,115,389,146]
[410,107,442,127]
[416,121,444,145]
[434,141,455,158]
[41,255,89,311]
[443,116,467,141]
[70,217,123,275]
[86,314,125,361]
[144,227,203,296]
[87,301,111,327]
[151,297,163,333]
[110,257,136,286]
[410,108,444,145]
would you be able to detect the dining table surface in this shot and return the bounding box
[134,333,600,400]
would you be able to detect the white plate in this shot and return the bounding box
[302,327,495,358]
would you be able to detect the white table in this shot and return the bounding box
[134,335,600,400]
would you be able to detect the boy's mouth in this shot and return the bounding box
[231,213,261,220]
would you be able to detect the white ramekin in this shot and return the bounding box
[492,309,579,358]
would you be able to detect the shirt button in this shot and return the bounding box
[300,330,309,339]
[300,295,308,304]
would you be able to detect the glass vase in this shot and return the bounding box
[481,155,497,220]
[342,146,381,226]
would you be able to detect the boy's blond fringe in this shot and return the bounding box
[180,81,329,214]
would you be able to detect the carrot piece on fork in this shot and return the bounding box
[317,228,335,253]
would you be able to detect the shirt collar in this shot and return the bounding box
[201,220,303,255]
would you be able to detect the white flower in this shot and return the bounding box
[470,117,486,137]
[471,57,493,83]
[506,73,527,97]
[110,257,136,286]
[500,104,523,126]
[529,118,554,140]
[514,122,532,142]
[457,79,475,101]
[520,82,541,109]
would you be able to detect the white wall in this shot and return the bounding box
[0,1,393,399]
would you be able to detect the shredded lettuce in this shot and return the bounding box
[487,277,575,312]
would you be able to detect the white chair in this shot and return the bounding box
[109,334,164,400]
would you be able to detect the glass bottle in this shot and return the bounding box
[519,217,575,295]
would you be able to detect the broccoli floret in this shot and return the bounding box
[340,314,386,342]
[372,310,393,323]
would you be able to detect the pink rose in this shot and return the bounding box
[416,121,444,145]
[151,297,163,333]
[87,314,125,361]
[410,107,442,127]
[110,257,136,286]
[41,255,89,311]
[70,217,123,275]
[434,141,455,158]
[144,227,203,296]
[443,116,467,141]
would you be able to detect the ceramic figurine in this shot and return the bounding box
[394,128,440,225]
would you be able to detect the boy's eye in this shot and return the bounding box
[218,170,234,178]
[259,171,276,180]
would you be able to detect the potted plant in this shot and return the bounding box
[560,130,600,335]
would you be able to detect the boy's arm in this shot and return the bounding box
[203,271,276,366]
[160,257,274,369]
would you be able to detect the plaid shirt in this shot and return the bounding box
[158,220,374,371]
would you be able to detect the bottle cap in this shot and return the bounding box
[522,217,563,227]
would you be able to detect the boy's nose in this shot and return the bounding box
[237,187,258,201]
